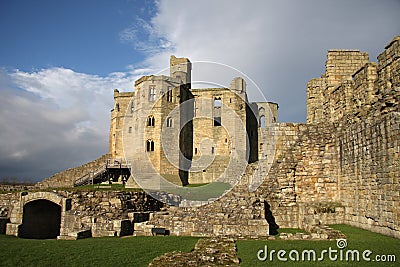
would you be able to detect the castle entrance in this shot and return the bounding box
[19,199,61,239]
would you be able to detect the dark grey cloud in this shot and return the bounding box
[0,68,135,182]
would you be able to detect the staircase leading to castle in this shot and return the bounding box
[73,158,132,187]
[73,164,108,187]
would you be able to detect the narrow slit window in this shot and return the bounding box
[166,89,173,102]
[146,140,154,152]
[214,97,222,127]
[149,86,156,102]
[147,116,155,127]
[214,117,221,126]
[166,117,173,127]
[214,98,222,107]
[259,115,266,128]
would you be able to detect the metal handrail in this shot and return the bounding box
[73,164,107,187]
[73,158,132,187]
[106,158,131,168]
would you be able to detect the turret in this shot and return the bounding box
[230,77,246,96]
[170,55,191,85]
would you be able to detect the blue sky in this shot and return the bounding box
[0,0,154,75]
[0,0,399,182]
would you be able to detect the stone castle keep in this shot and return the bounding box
[0,35,398,240]
[108,55,278,188]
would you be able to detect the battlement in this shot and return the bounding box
[325,49,369,86]
[170,55,190,66]
[307,35,400,124]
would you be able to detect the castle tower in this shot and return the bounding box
[170,55,192,85]
[114,56,193,187]
[306,50,370,123]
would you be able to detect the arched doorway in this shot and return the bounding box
[19,199,61,239]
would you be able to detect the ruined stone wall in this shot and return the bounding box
[0,190,164,238]
[145,122,342,236]
[307,50,370,124]
[0,192,19,229]
[36,154,110,188]
[0,184,35,192]
[147,164,269,238]
[304,35,400,238]
[256,122,341,229]
[58,190,164,237]
[337,113,399,238]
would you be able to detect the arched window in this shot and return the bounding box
[166,117,173,127]
[259,115,266,128]
[146,140,154,152]
[147,116,155,127]
[259,107,265,114]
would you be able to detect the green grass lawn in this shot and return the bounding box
[0,235,198,267]
[236,224,400,266]
[1,225,398,266]
[163,182,232,201]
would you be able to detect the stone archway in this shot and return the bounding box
[6,192,71,239]
[19,199,61,239]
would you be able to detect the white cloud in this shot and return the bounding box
[0,68,139,181]
[119,16,174,53]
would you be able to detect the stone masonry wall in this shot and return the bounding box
[36,154,110,188]
[304,35,400,238]
[256,122,342,229]
[0,190,164,238]
[337,113,400,238]
[145,122,343,236]
[58,190,164,237]
[307,50,370,124]
[146,163,269,238]
[0,192,19,233]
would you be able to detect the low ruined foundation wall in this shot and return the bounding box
[0,190,164,238]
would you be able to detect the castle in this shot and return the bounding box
[109,55,278,188]
[3,35,398,240]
